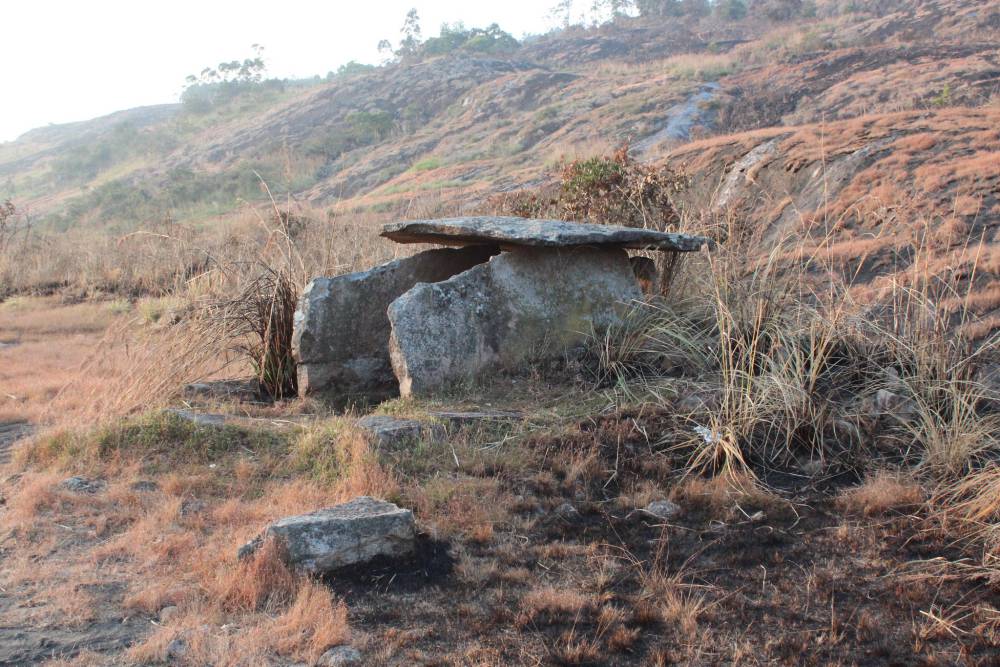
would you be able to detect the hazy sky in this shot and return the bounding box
[0,0,565,142]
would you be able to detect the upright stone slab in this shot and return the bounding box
[293,246,497,401]
[388,247,642,396]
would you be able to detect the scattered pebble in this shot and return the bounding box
[628,499,681,522]
[130,480,159,493]
[60,476,103,494]
[158,606,180,624]
[165,638,187,660]
[552,502,579,518]
[318,645,363,666]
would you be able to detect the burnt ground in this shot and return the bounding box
[319,407,1000,666]
[325,495,1000,665]
[0,587,145,667]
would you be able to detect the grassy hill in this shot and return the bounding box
[3,0,996,231]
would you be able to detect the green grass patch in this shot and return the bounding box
[410,156,443,172]
[24,411,291,471]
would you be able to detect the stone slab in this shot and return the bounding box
[240,496,415,574]
[293,245,498,401]
[388,246,642,396]
[356,415,445,448]
[382,216,712,252]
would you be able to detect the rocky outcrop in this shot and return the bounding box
[388,246,642,397]
[239,497,415,574]
[293,246,498,401]
[382,216,713,251]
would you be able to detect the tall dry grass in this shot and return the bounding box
[0,196,410,428]
[595,202,999,486]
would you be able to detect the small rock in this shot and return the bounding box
[552,502,579,519]
[165,638,187,660]
[159,606,180,624]
[356,415,445,448]
[800,460,824,476]
[641,500,681,521]
[874,389,918,421]
[61,476,103,494]
[318,645,363,666]
[237,535,263,561]
[180,499,206,517]
[130,480,159,493]
[239,496,415,574]
[677,391,722,414]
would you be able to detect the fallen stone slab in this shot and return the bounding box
[165,409,226,427]
[356,414,445,448]
[388,247,642,396]
[293,246,498,401]
[239,496,415,574]
[382,216,713,252]
[427,410,524,427]
[183,379,262,402]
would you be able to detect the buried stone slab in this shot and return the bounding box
[388,246,642,397]
[356,414,445,448]
[293,245,498,402]
[239,496,415,574]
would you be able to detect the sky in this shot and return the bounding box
[0,0,565,142]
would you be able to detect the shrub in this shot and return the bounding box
[716,0,749,19]
[492,143,688,232]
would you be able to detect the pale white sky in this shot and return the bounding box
[0,0,569,142]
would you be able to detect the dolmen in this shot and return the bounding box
[292,216,711,401]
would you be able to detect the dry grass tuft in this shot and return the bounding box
[838,472,924,517]
[518,586,592,627]
[216,537,298,613]
[267,580,351,662]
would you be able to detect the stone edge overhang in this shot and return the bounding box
[381,218,716,253]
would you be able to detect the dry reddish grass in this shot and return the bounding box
[838,472,925,517]
[0,298,116,424]
[518,586,592,627]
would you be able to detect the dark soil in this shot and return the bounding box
[328,491,1000,666]
[325,407,1000,666]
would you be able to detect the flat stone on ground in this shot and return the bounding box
[356,415,445,448]
[388,246,642,396]
[427,410,524,426]
[239,496,415,574]
[382,216,712,252]
[165,409,227,427]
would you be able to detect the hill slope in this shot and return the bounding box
[0,0,997,291]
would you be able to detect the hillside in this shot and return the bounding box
[2,0,996,232]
